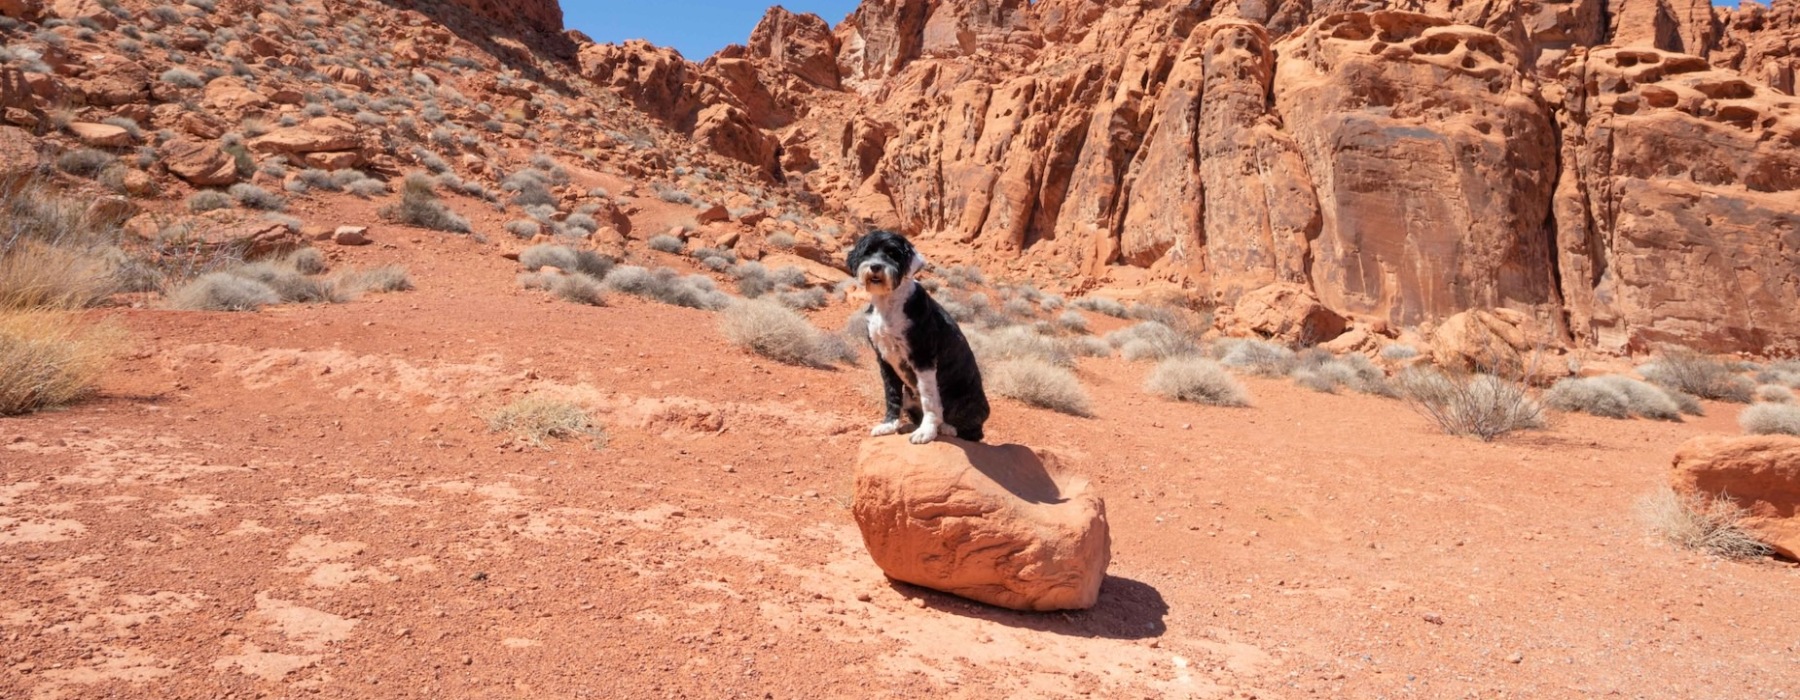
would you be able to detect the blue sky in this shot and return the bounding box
[566,2,863,60]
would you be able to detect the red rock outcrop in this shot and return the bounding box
[1671,435,1800,558]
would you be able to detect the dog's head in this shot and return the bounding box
[846,230,926,295]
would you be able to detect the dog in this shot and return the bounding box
[847,230,989,444]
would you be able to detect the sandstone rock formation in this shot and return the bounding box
[852,437,1110,611]
[1671,435,1800,558]
[604,0,1800,355]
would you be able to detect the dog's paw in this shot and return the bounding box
[870,421,901,437]
[908,423,939,445]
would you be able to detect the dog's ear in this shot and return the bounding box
[909,250,928,276]
[846,235,869,271]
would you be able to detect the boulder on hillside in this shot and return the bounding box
[68,121,132,148]
[1213,282,1346,347]
[852,437,1110,612]
[162,140,239,186]
[1671,435,1800,559]
[1428,309,1567,381]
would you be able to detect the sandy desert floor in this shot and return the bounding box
[4,231,1798,700]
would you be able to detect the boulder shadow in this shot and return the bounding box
[943,439,1069,505]
[885,575,1168,640]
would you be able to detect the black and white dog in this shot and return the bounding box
[847,231,990,444]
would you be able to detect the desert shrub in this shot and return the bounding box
[1380,343,1420,361]
[1145,357,1249,407]
[1740,403,1800,436]
[776,286,829,311]
[506,220,541,239]
[0,312,121,415]
[1214,338,1296,376]
[938,264,987,290]
[231,261,348,304]
[485,396,603,448]
[380,173,469,233]
[287,248,327,275]
[347,179,387,198]
[293,168,338,192]
[228,183,285,211]
[969,325,1074,368]
[603,265,729,310]
[159,67,204,87]
[2,190,124,310]
[1397,368,1544,441]
[519,270,605,306]
[1640,349,1754,403]
[166,272,280,311]
[1755,384,1795,404]
[187,190,233,212]
[767,231,796,249]
[1073,296,1128,318]
[1290,352,1394,396]
[719,298,846,368]
[1636,487,1771,559]
[519,245,613,279]
[1108,321,1197,362]
[503,170,556,208]
[1067,335,1112,358]
[1543,375,1683,421]
[1055,310,1089,334]
[1754,362,1800,389]
[987,358,1091,416]
[344,265,412,293]
[56,148,116,178]
[647,234,684,253]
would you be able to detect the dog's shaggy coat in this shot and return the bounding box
[848,231,989,444]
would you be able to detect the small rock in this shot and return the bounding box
[333,226,371,246]
[721,464,736,473]
[854,592,871,602]
[1422,612,1444,625]
[696,203,730,224]
[1507,652,1523,664]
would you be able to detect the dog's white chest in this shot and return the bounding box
[865,308,912,375]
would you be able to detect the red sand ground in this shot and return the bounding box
[4,224,1799,699]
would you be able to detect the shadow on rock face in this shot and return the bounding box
[946,440,1068,504]
[886,575,1169,640]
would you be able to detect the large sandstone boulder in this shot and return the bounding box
[852,437,1109,612]
[1213,282,1346,346]
[1671,435,1800,558]
[162,140,238,186]
[248,117,360,156]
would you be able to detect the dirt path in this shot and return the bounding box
[3,237,1796,699]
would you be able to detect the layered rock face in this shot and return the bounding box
[1671,435,1800,559]
[574,0,1800,354]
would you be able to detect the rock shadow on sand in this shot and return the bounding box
[887,575,1168,640]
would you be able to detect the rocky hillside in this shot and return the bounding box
[2,0,1797,357]
[582,0,1800,357]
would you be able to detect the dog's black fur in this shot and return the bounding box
[847,231,989,443]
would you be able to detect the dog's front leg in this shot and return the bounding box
[910,368,943,444]
[871,358,905,437]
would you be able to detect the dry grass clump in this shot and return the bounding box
[166,272,281,311]
[343,265,412,293]
[519,244,614,278]
[1635,487,1771,559]
[1397,368,1544,440]
[1754,384,1795,404]
[986,358,1091,416]
[519,270,605,306]
[1107,321,1198,361]
[647,234,685,253]
[1379,343,1420,361]
[485,396,604,448]
[1067,335,1113,358]
[1739,403,1800,436]
[381,173,470,233]
[1145,357,1249,407]
[1543,375,1684,421]
[969,325,1074,368]
[167,251,402,311]
[0,312,121,416]
[1072,296,1128,318]
[2,181,131,310]
[719,298,849,368]
[1055,310,1088,334]
[1290,350,1395,397]
[1639,349,1754,403]
[603,265,730,310]
[1214,338,1297,377]
[1754,362,1800,389]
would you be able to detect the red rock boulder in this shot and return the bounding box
[1670,436,1800,558]
[1213,282,1346,347]
[852,437,1110,612]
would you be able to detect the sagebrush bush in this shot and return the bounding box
[346,265,412,293]
[519,271,605,306]
[233,261,348,304]
[1214,338,1296,377]
[166,272,280,311]
[1073,296,1128,318]
[603,265,729,310]
[228,183,285,211]
[1397,368,1544,441]
[1380,343,1420,361]
[647,234,684,253]
[1146,357,1249,407]
[0,312,121,416]
[1067,335,1113,358]
[1290,351,1394,397]
[287,248,327,275]
[1543,375,1682,421]
[1739,403,1800,436]
[2,182,132,310]
[719,299,844,368]
[485,396,603,448]
[1640,349,1754,403]
[187,190,233,212]
[56,148,116,178]
[519,245,614,279]
[1108,321,1196,362]
[1636,487,1771,559]
[1754,384,1795,404]
[1055,310,1089,334]
[380,173,469,233]
[987,358,1091,416]
[969,325,1074,368]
